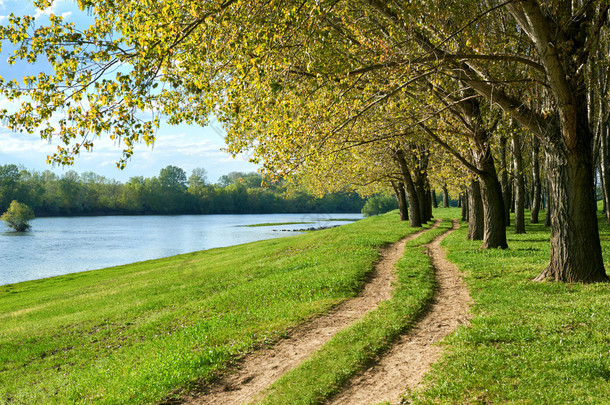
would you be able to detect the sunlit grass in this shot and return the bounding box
[408,210,610,404]
[0,211,419,404]
[243,221,314,227]
[258,219,453,404]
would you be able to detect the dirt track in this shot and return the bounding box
[327,219,471,404]
[181,224,438,405]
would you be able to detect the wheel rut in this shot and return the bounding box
[180,222,439,405]
[327,219,472,405]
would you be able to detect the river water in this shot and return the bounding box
[0,213,361,286]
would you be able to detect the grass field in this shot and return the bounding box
[4,206,610,404]
[0,211,423,404]
[408,210,610,404]
[258,218,452,404]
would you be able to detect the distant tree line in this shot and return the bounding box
[0,164,365,216]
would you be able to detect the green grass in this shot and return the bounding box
[0,211,420,404]
[257,218,454,404]
[243,218,361,227]
[243,222,315,227]
[408,210,610,404]
[11,203,608,404]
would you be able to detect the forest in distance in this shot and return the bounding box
[0,164,366,216]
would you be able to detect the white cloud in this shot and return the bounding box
[33,0,71,21]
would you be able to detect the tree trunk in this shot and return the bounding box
[599,173,610,215]
[499,135,511,227]
[524,178,531,210]
[512,131,526,234]
[442,183,450,208]
[431,189,438,208]
[475,144,509,248]
[391,181,409,221]
[403,172,422,227]
[424,181,433,220]
[467,179,483,240]
[600,120,610,224]
[461,191,468,221]
[544,186,551,227]
[535,123,607,282]
[413,169,431,224]
[530,136,542,223]
[395,151,422,227]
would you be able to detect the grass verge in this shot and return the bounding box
[408,212,610,404]
[257,218,454,404]
[0,211,420,404]
[243,222,315,227]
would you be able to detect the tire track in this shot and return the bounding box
[327,219,471,405]
[180,223,439,405]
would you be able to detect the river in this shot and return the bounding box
[0,213,362,286]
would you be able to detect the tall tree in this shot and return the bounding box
[1,0,607,281]
[512,130,526,234]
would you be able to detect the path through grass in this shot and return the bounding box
[409,212,610,404]
[0,212,421,404]
[257,218,453,404]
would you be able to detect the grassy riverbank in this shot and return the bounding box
[259,219,452,404]
[0,212,422,404]
[409,211,610,404]
[6,207,610,404]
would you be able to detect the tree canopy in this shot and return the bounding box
[1,0,609,281]
[1,200,35,231]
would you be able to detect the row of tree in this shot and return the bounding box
[0,164,365,216]
[1,1,609,282]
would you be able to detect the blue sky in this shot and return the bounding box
[0,0,259,182]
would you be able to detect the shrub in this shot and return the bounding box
[1,200,35,231]
[361,195,398,217]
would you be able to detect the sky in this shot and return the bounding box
[0,0,260,183]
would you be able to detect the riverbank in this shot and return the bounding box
[5,208,610,404]
[0,213,361,286]
[0,211,422,404]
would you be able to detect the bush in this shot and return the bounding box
[361,195,398,217]
[1,200,35,231]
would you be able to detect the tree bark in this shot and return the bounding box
[512,131,526,234]
[442,183,450,208]
[425,185,433,220]
[544,191,551,227]
[467,179,483,240]
[530,136,542,223]
[431,189,438,208]
[601,120,610,224]
[413,150,431,223]
[535,130,607,282]
[395,150,422,227]
[499,135,511,226]
[474,143,509,249]
[461,190,468,222]
[391,181,409,221]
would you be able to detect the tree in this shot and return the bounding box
[361,195,398,217]
[1,0,607,281]
[1,200,35,231]
[0,164,21,211]
[159,165,187,190]
[188,168,208,189]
